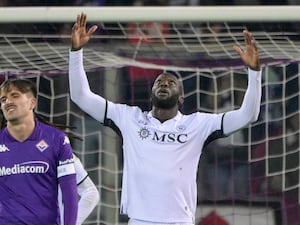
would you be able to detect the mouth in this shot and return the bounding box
[5,105,16,112]
[157,89,169,97]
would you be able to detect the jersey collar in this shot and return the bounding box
[147,110,182,123]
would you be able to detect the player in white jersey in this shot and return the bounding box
[59,153,100,225]
[68,13,262,225]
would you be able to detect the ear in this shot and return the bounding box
[178,95,184,105]
[30,97,37,110]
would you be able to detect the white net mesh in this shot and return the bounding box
[1,6,300,225]
[1,21,300,74]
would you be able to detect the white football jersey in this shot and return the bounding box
[105,101,224,223]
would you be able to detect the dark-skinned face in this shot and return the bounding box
[151,73,183,109]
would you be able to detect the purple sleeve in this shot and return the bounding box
[59,174,78,225]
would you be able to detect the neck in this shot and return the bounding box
[7,117,36,142]
[151,106,178,123]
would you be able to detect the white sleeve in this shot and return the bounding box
[223,68,262,135]
[69,49,106,123]
[76,177,100,225]
[73,154,88,184]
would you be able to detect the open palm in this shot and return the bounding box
[71,12,98,51]
[233,30,260,71]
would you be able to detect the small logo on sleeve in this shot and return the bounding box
[57,157,75,178]
[63,136,70,145]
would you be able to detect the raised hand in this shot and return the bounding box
[233,30,260,71]
[71,12,98,51]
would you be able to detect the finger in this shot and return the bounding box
[243,30,248,45]
[72,23,78,32]
[76,14,80,26]
[79,12,85,27]
[251,39,258,52]
[87,25,98,36]
[244,30,254,46]
[82,13,87,27]
[233,45,243,56]
[248,32,254,46]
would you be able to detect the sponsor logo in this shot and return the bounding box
[138,127,151,140]
[0,161,49,176]
[59,158,74,166]
[137,127,188,143]
[0,144,10,152]
[152,131,188,143]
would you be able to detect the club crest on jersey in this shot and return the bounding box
[36,140,49,152]
[138,127,151,140]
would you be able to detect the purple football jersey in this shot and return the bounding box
[0,120,75,225]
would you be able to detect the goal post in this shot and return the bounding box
[1,6,300,22]
[1,6,300,225]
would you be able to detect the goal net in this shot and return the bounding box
[1,6,300,225]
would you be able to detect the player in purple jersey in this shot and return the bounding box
[69,13,261,225]
[59,153,100,225]
[0,78,78,225]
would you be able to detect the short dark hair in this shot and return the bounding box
[0,78,37,98]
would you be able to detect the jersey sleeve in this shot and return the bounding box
[57,134,78,225]
[223,68,261,135]
[57,135,76,178]
[69,49,106,123]
[105,101,140,128]
[73,154,88,185]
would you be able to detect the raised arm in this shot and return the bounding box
[69,12,106,123]
[223,30,262,135]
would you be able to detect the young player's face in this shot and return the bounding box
[0,85,36,123]
[151,73,183,109]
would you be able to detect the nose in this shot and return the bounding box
[160,79,169,87]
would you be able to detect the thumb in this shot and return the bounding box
[233,45,243,56]
[87,25,98,36]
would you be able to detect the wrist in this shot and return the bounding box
[249,63,261,71]
[71,47,82,51]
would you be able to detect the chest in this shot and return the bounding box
[124,115,204,146]
[0,139,57,178]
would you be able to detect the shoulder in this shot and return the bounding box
[38,120,63,132]
[181,111,224,125]
[37,121,67,139]
[107,101,145,118]
[0,128,6,140]
[108,101,142,112]
[0,128,6,134]
[182,111,218,119]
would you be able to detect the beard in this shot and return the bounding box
[151,93,179,109]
